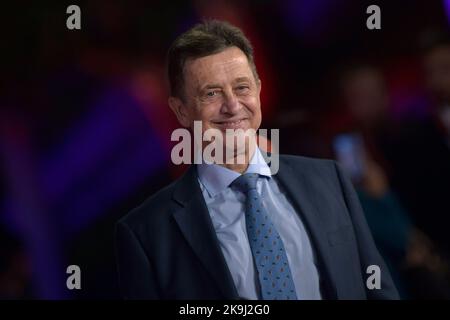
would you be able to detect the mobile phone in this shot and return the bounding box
[332,133,366,183]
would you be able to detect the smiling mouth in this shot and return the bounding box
[213,119,247,129]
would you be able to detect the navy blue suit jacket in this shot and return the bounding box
[115,155,399,299]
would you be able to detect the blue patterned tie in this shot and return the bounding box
[231,173,298,300]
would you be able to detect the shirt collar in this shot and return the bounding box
[197,147,272,197]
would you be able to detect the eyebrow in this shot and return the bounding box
[234,77,251,83]
[198,77,253,92]
[201,84,222,91]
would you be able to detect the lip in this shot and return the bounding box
[212,119,248,130]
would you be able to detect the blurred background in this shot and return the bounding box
[2,0,450,299]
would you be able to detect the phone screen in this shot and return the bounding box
[333,133,366,183]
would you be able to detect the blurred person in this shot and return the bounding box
[408,29,450,245]
[115,20,398,300]
[423,31,450,131]
[332,64,450,298]
[377,30,450,260]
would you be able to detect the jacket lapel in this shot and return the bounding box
[171,165,238,299]
[275,157,338,299]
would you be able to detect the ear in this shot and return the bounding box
[168,96,191,127]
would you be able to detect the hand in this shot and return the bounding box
[405,229,449,276]
[362,159,389,197]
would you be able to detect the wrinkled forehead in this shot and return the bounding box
[183,47,255,88]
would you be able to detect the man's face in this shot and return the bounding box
[169,46,262,138]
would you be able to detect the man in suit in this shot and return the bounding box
[115,20,399,300]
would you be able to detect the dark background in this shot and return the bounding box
[1,0,450,299]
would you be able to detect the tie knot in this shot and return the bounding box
[231,173,259,192]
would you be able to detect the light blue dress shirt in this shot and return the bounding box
[197,148,322,300]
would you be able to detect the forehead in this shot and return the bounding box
[183,47,254,87]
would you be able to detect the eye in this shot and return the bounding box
[206,91,217,97]
[236,85,250,92]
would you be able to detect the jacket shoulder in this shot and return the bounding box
[117,178,179,232]
[279,154,337,173]
[277,154,343,189]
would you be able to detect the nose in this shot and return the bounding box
[221,90,242,114]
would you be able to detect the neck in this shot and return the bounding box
[220,143,257,174]
[222,162,249,174]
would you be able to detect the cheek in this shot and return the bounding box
[243,96,262,126]
[196,103,221,121]
[241,94,260,110]
[248,97,262,119]
[254,111,262,127]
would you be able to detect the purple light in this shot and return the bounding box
[281,0,342,44]
[2,84,169,247]
[445,0,450,25]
